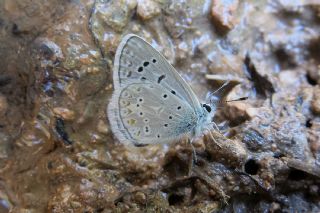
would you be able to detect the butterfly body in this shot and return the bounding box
[108,34,215,146]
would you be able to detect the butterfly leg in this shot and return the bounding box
[205,128,222,148]
[211,121,221,133]
[187,138,197,176]
[190,138,197,163]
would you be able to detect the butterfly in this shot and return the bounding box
[107,34,217,146]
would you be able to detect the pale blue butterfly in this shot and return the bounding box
[108,34,218,146]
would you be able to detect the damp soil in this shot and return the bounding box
[0,0,320,212]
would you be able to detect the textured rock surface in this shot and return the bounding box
[0,0,319,212]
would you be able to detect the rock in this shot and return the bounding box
[97,119,109,134]
[242,129,269,151]
[53,107,75,121]
[93,0,137,32]
[4,0,67,37]
[134,191,147,205]
[2,0,320,211]
[307,119,320,165]
[34,38,64,61]
[176,41,189,61]
[278,70,302,88]
[244,55,275,98]
[0,94,8,116]
[205,131,247,168]
[137,0,161,20]
[242,97,312,160]
[211,0,239,32]
[223,102,251,125]
[311,87,320,115]
[306,65,320,85]
[163,1,193,38]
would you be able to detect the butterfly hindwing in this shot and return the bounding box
[108,82,197,145]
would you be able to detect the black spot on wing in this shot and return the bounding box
[158,74,166,83]
[134,143,148,147]
[126,71,132,77]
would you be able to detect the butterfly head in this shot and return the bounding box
[200,94,219,127]
[193,103,216,137]
[205,92,220,112]
[202,103,212,113]
[201,102,216,117]
[200,101,216,124]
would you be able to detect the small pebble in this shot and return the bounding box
[279,70,301,87]
[137,0,160,20]
[0,94,8,115]
[270,202,281,212]
[311,87,320,115]
[79,54,90,64]
[309,185,319,196]
[97,120,109,134]
[211,0,239,32]
[176,41,189,60]
[53,107,75,120]
[233,186,239,191]
[246,107,259,118]
[134,191,146,205]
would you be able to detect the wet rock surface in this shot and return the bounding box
[0,0,319,212]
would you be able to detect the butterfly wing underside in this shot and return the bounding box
[108,34,201,145]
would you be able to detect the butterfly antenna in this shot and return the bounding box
[209,81,231,105]
[226,96,248,103]
[212,80,230,95]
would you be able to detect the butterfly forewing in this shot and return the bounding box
[113,34,201,109]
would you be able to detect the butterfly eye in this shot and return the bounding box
[202,104,211,112]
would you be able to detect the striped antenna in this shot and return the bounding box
[226,97,248,103]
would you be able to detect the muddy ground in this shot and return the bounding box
[0,0,319,212]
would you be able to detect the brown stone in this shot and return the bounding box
[0,94,8,116]
[311,87,320,115]
[211,0,239,32]
[137,0,160,20]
